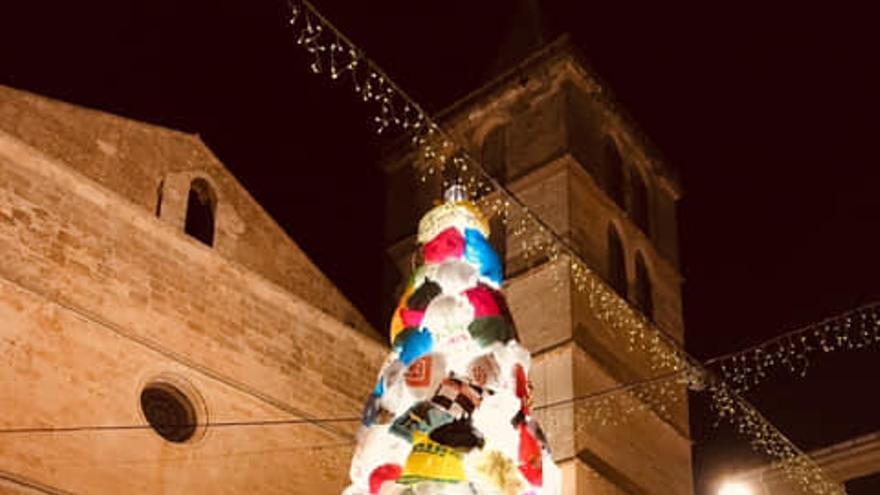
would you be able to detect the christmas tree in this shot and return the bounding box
[345,187,561,495]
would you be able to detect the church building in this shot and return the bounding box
[0,83,386,493]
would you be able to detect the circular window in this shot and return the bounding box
[140,383,198,443]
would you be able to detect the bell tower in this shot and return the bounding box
[382,37,690,494]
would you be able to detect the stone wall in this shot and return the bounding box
[508,260,692,494]
[0,85,374,337]
[504,158,684,339]
[0,130,387,493]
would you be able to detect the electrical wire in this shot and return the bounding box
[0,416,361,435]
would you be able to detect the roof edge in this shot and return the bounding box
[0,84,200,144]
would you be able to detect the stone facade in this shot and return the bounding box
[0,86,387,494]
[384,38,691,494]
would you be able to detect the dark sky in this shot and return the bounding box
[3,0,879,491]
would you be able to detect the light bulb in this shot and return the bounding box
[718,480,754,495]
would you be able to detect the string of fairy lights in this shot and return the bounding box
[705,302,880,392]
[280,1,880,493]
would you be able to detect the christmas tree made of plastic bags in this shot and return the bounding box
[345,192,561,495]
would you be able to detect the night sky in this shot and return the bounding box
[3,0,879,491]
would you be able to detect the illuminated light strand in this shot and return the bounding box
[535,251,850,493]
[573,375,688,429]
[284,0,681,382]
[282,0,682,376]
[283,2,847,492]
[534,374,845,495]
[283,0,687,381]
[709,383,845,495]
[534,371,689,432]
[537,374,846,494]
[288,1,418,135]
[706,302,880,392]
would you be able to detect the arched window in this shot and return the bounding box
[629,169,650,234]
[634,252,653,320]
[481,125,507,179]
[184,178,216,247]
[607,224,626,296]
[603,138,624,207]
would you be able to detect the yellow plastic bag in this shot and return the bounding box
[398,431,467,484]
